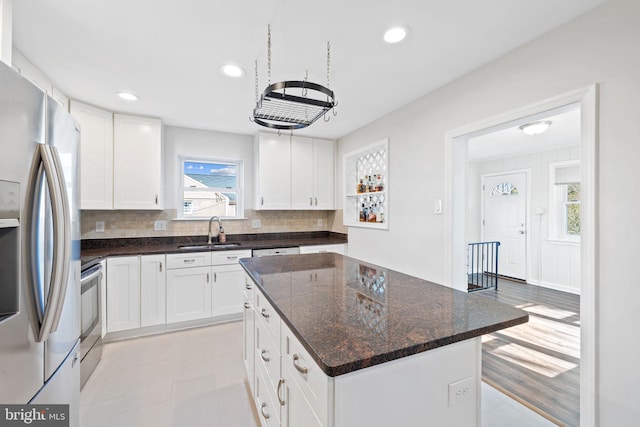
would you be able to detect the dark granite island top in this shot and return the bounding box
[240,252,528,377]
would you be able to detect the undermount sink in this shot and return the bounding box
[178,243,241,250]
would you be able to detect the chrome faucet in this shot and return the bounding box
[207,216,222,244]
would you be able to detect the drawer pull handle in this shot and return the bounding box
[293,354,308,374]
[260,402,270,420]
[261,308,269,319]
[244,302,251,309]
[246,283,253,290]
[260,349,270,363]
[183,259,195,263]
[227,256,238,260]
[277,379,285,406]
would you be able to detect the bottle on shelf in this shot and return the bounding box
[368,175,375,193]
[377,204,384,223]
[376,174,384,192]
[368,203,377,222]
[357,178,366,194]
[359,203,367,222]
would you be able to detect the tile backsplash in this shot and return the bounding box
[81,209,347,239]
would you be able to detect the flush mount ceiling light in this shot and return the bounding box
[384,26,408,43]
[519,120,552,135]
[251,25,337,131]
[117,92,139,101]
[221,64,244,78]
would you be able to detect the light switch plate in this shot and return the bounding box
[252,219,261,228]
[95,221,105,233]
[434,199,442,215]
[154,220,167,231]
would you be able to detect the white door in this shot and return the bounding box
[483,172,527,280]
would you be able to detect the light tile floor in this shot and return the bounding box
[80,322,557,427]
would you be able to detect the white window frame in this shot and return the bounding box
[178,155,244,220]
[549,160,580,243]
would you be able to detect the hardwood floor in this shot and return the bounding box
[475,279,580,427]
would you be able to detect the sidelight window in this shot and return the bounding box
[550,161,580,241]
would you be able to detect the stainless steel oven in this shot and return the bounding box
[80,262,103,388]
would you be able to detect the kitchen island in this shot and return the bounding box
[240,252,528,427]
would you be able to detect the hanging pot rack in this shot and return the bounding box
[251,25,337,131]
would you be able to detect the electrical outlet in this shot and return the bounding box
[252,219,261,228]
[95,221,105,233]
[154,220,167,231]
[448,377,474,407]
[317,219,323,227]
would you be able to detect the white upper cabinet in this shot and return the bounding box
[113,114,163,210]
[255,132,292,210]
[255,132,335,210]
[311,138,335,209]
[70,100,114,210]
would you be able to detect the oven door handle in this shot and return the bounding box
[81,265,104,285]
[80,265,103,293]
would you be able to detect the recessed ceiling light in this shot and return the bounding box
[117,92,139,101]
[221,64,245,78]
[519,120,552,135]
[384,26,408,43]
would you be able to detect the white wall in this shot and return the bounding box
[0,0,12,65]
[468,147,581,293]
[163,125,254,212]
[337,0,640,423]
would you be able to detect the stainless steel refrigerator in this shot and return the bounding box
[0,60,81,426]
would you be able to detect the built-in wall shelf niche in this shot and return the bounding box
[343,138,389,229]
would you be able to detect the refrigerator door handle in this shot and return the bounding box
[47,145,71,333]
[24,144,70,342]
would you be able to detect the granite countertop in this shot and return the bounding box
[240,253,528,377]
[80,231,347,268]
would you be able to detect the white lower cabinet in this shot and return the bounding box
[243,274,256,391]
[140,254,166,327]
[165,250,251,324]
[166,265,212,323]
[106,256,140,332]
[248,286,331,427]
[211,250,252,317]
[106,255,167,333]
[282,364,324,427]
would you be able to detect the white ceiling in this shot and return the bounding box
[12,0,605,139]
[468,104,581,161]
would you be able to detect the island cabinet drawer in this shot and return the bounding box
[255,358,281,427]
[210,249,252,266]
[255,317,281,391]
[282,323,331,426]
[255,290,281,344]
[166,252,212,269]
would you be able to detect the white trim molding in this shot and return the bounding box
[444,84,598,427]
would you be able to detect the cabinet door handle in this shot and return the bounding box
[261,196,264,206]
[309,197,313,206]
[277,378,285,406]
[261,308,269,319]
[206,273,210,283]
[214,272,217,282]
[159,262,163,273]
[260,402,270,420]
[260,349,270,363]
[315,197,318,206]
[293,354,308,374]
[155,194,158,205]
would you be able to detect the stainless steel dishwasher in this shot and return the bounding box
[252,247,300,257]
